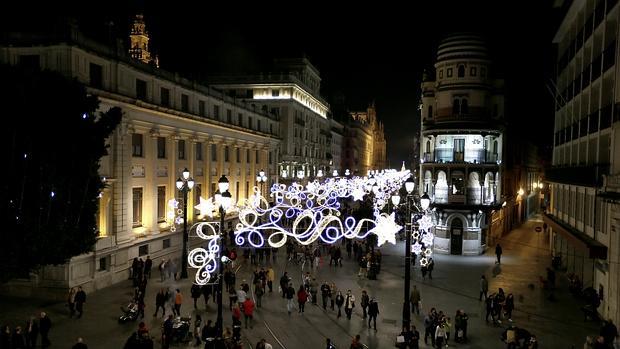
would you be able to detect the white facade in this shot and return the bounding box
[419,34,505,255]
[0,30,279,296]
[211,58,333,182]
[548,0,619,324]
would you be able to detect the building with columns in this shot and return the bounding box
[419,34,505,255]
[343,103,387,175]
[547,0,618,324]
[0,20,279,295]
[210,58,334,182]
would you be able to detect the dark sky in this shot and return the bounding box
[4,1,567,167]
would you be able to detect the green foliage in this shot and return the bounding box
[0,64,121,282]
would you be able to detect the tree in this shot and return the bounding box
[0,64,121,282]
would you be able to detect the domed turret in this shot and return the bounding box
[436,34,489,63]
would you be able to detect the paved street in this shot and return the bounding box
[0,215,600,348]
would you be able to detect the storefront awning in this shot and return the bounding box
[543,213,607,260]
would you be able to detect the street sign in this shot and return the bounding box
[535,226,542,232]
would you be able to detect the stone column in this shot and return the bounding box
[114,122,133,244]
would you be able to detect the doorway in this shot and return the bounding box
[450,217,463,255]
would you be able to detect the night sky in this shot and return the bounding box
[4,1,567,167]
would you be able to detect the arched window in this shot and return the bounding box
[458,65,465,78]
[426,140,431,153]
[427,105,433,119]
[493,140,498,154]
[452,99,460,115]
[461,99,469,114]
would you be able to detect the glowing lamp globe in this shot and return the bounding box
[391,195,401,206]
[405,176,415,194]
[182,168,190,180]
[176,177,184,190]
[187,178,195,190]
[420,193,431,210]
[220,191,233,210]
[218,175,230,192]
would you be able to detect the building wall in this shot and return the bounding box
[0,37,279,296]
[549,0,620,324]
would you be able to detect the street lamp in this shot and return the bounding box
[214,175,232,340]
[176,168,195,279]
[317,169,324,179]
[392,175,423,329]
[332,169,338,177]
[256,169,267,195]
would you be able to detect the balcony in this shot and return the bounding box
[546,164,609,187]
[423,149,499,164]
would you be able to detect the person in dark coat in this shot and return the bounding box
[495,244,503,264]
[39,312,51,348]
[154,289,167,317]
[24,316,38,348]
[191,284,202,309]
[75,286,87,318]
[367,298,379,330]
[1,325,10,349]
[144,256,153,279]
[427,258,434,280]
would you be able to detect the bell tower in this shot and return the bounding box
[129,14,159,67]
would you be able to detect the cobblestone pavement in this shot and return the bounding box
[0,215,599,348]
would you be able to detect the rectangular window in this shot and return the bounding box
[248,117,253,129]
[157,137,166,159]
[178,140,186,160]
[227,109,232,124]
[89,63,103,88]
[196,142,203,161]
[447,68,453,77]
[161,87,170,107]
[138,244,148,256]
[256,149,260,164]
[181,94,189,112]
[98,256,108,271]
[157,186,166,222]
[163,238,171,249]
[224,146,229,162]
[136,79,147,100]
[132,134,143,157]
[18,55,40,69]
[214,105,220,119]
[246,149,250,163]
[470,67,477,76]
[211,144,217,161]
[132,188,143,227]
[272,89,280,97]
[199,100,205,116]
[238,113,243,125]
[258,120,261,132]
[236,148,241,162]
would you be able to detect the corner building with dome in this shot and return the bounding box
[419,34,505,255]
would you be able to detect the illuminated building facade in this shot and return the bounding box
[343,103,387,175]
[419,34,504,255]
[0,23,279,295]
[211,58,333,182]
[547,0,617,323]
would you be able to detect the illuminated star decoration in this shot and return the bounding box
[351,187,366,201]
[368,212,402,246]
[194,197,216,218]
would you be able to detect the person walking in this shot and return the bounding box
[479,275,489,301]
[427,258,434,280]
[344,290,356,320]
[285,283,295,316]
[39,312,51,348]
[495,243,503,264]
[320,281,331,310]
[297,285,308,314]
[280,272,290,299]
[154,288,167,317]
[410,285,421,315]
[243,298,255,329]
[67,287,77,318]
[335,291,345,318]
[191,284,202,309]
[173,289,183,316]
[434,323,447,348]
[74,286,86,319]
[505,293,515,322]
[158,259,166,282]
[162,315,173,349]
[367,297,379,330]
[330,282,337,310]
[144,255,153,279]
[266,267,275,293]
[360,290,370,319]
[255,281,264,308]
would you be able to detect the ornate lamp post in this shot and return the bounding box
[392,176,430,329]
[256,169,267,195]
[176,168,195,279]
[214,175,232,339]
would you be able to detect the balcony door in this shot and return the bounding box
[453,138,465,162]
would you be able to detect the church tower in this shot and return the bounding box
[129,14,159,67]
